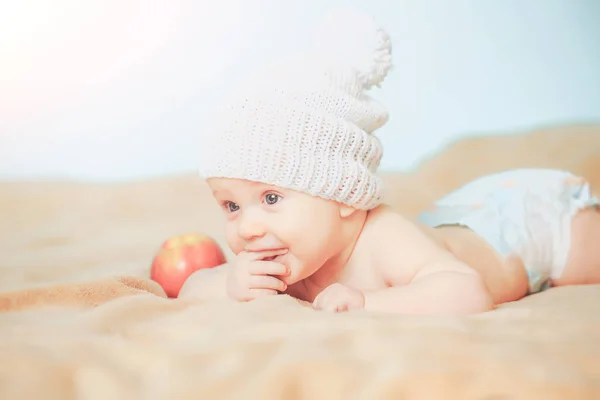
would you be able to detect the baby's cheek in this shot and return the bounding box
[289,214,321,238]
[277,213,326,254]
[272,214,302,241]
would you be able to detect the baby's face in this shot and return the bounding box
[207,178,348,285]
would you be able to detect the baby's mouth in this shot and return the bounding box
[262,251,288,262]
[263,255,281,262]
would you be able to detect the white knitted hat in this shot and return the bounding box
[199,8,392,210]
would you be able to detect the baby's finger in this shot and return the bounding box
[312,291,327,310]
[318,300,342,313]
[248,261,289,276]
[249,275,287,292]
[334,303,349,313]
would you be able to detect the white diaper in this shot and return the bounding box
[417,168,600,294]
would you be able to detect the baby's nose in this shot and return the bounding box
[237,210,266,241]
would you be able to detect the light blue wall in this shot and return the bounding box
[1,0,599,181]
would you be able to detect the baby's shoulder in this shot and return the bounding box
[357,205,451,283]
[362,205,443,245]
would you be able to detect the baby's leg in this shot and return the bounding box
[553,205,600,286]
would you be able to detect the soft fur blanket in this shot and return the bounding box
[1,124,599,399]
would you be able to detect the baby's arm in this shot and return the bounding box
[363,257,494,315]
[178,264,230,300]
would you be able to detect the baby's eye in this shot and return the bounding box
[224,201,240,213]
[264,193,281,205]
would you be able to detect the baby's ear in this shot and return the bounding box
[339,204,358,218]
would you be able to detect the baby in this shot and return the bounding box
[179,10,600,314]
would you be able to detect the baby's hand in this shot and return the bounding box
[226,249,289,302]
[312,283,365,312]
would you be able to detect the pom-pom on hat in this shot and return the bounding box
[199,7,393,210]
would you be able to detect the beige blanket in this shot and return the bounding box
[1,124,600,399]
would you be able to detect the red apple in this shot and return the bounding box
[150,233,227,298]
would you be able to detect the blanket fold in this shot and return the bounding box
[0,276,167,313]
